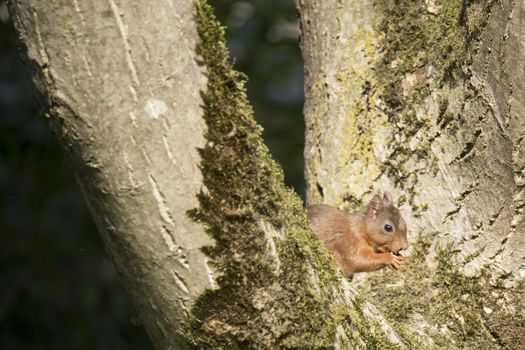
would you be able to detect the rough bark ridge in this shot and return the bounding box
[299,0,525,348]
[7,1,213,348]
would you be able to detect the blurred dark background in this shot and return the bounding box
[0,0,304,349]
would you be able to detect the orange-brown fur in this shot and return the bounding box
[307,193,408,279]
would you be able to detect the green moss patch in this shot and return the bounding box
[374,0,496,111]
[180,1,354,348]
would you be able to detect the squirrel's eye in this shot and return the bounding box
[384,224,393,232]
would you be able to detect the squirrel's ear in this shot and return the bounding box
[367,194,383,219]
[383,192,394,207]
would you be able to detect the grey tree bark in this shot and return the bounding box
[298,0,525,347]
[6,1,213,349]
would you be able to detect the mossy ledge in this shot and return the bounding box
[362,233,525,349]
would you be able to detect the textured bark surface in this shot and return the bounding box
[7,1,212,348]
[299,0,525,347]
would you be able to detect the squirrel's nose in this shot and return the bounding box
[394,240,408,253]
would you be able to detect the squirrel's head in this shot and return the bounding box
[364,192,408,254]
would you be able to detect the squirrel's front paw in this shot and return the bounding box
[386,253,406,270]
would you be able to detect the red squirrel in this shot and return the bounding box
[307,192,408,279]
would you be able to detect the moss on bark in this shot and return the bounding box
[374,0,496,110]
[181,2,499,348]
[370,0,496,188]
[180,1,347,348]
[361,233,525,349]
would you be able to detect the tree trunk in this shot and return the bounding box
[7,0,413,349]
[6,0,213,348]
[299,0,525,348]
